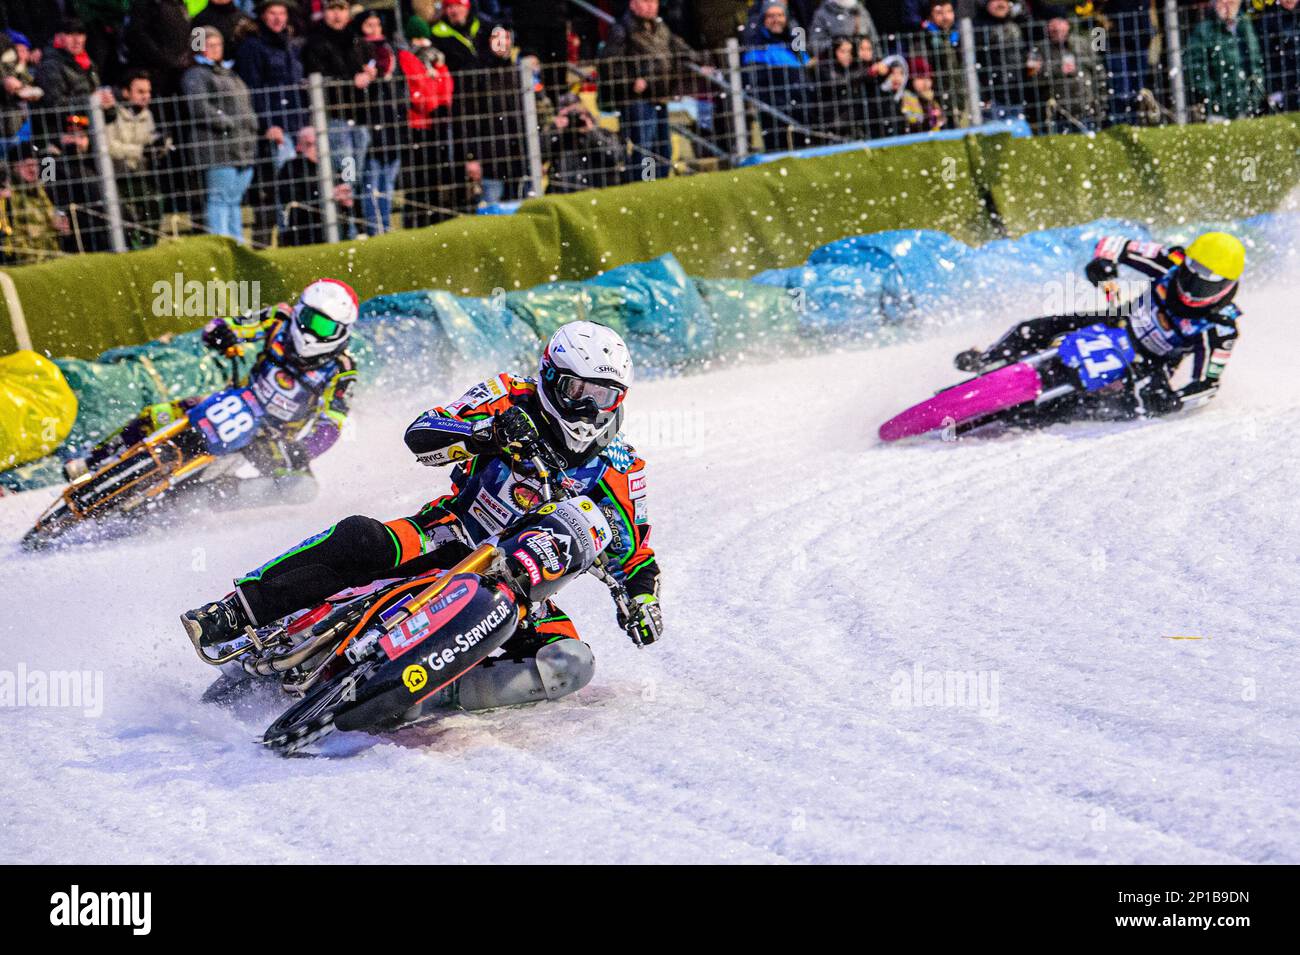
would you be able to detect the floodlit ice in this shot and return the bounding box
[0,283,1296,864]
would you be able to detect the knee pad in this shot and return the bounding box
[426,640,596,713]
[534,639,595,700]
[333,515,399,579]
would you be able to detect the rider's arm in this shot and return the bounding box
[1087,237,1182,283]
[1176,314,1238,406]
[298,355,358,460]
[403,374,518,466]
[202,304,285,351]
[1142,313,1238,415]
[597,456,659,601]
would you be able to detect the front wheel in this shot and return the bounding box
[262,661,377,755]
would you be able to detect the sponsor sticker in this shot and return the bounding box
[402,664,428,693]
[512,484,541,510]
[380,580,477,660]
[425,599,514,673]
[514,548,543,586]
[474,487,513,529]
[519,529,569,579]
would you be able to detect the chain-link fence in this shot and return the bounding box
[1,0,1295,265]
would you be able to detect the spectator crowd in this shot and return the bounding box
[0,0,1294,263]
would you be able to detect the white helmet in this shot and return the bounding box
[288,278,359,365]
[537,321,633,455]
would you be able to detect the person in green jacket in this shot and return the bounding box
[1184,0,1266,120]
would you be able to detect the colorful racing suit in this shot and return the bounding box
[80,304,356,474]
[974,237,1241,415]
[232,372,659,661]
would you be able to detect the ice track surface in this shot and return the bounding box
[1,285,1298,864]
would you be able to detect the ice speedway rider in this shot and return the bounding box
[63,278,360,493]
[953,231,1246,416]
[181,320,662,712]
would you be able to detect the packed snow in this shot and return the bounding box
[1,279,1297,864]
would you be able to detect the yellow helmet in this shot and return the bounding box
[1172,232,1245,314]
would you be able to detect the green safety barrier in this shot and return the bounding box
[2,115,1295,360]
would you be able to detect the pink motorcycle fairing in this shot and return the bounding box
[878,361,1044,441]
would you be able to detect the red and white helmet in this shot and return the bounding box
[537,321,632,455]
[288,278,359,364]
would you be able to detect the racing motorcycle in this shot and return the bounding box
[24,357,302,550]
[187,450,640,755]
[878,321,1146,442]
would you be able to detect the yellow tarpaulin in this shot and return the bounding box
[0,350,77,470]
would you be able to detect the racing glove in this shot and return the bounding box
[1139,380,1182,416]
[1084,257,1119,287]
[202,320,240,355]
[618,593,663,647]
[489,406,542,461]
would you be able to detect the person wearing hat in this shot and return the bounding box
[236,1,308,245]
[34,18,112,145]
[431,0,492,75]
[1,140,66,263]
[902,55,947,132]
[1,30,43,145]
[303,0,374,236]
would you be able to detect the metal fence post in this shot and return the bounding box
[520,61,545,199]
[88,95,127,253]
[725,38,749,162]
[1164,0,1188,126]
[307,73,341,244]
[959,16,983,127]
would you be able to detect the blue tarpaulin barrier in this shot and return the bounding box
[4,211,1295,491]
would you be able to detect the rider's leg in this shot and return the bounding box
[422,601,595,712]
[958,315,1101,371]
[182,510,470,646]
[233,512,468,626]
